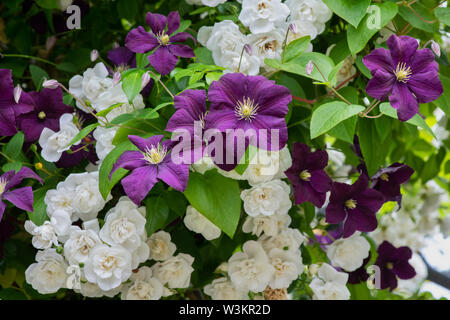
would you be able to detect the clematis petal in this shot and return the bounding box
[393,261,416,280]
[325,201,347,224]
[386,34,419,64]
[146,12,167,35]
[168,44,195,58]
[125,26,159,54]
[409,48,438,74]
[380,268,398,291]
[170,32,195,43]
[365,69,396,100]
[306,149,329,171]
[107,46,136,67]
[128,135,164,152]
[393,246,413,261]
[363,47,394,74]
[122,166,158,205]
[5,167,43,191]
[303,182,328,208]
[343,208,378,237]
[246,76,291,117]
[0,107,18,136]
[355,188,385,213]
[2,186,34,212]
[110,151,147,178]
[408,70,443,103]
[389,83,419,122]
[167,11,180,35]
[0,201,5,222]
[248,115,287,150]
[148,46,179,75]
[204,109,238,132]
[309,170,332,193]
[208,73,248,111]
[157,161,189,192]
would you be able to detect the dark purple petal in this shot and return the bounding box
[170,32,195,43]
[0,201,5,222]
[306,149,329,171]
[309,170,332,193]
[204,110,238,132]
[208,73,248,111]
[125,26,159,54]
[157,161,189,192]
[343,208,378,238]
[110,151,147,178]
[0,107,17,136]
[377,241,397,262]
[148,46,178,75]
[167,11,180,35]
[302,182,328,208]
[328,181,353,203]
[408,70,443,103]
[107,46,136,68]
[363,47,394,74]
[122,166,158,205]
[168,44,195,58]
[393,246,413,261]
[393,261,416,280]
[386,35,419,65]
[379,268,398,291]
[355,188,384,213]
[409,48,438,74]
[325,201,347,224]
[249,115,287,150]
[4,167,43,191]
[166,90,206,133]
[389,83,419,122]
[146,12,167,35]
[2,187,34,212]
[365,69,396,100]
[128,135,164,152]
[246,76,291,117]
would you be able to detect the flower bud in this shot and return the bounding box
[141,71,151,89]
[42,79,60,89]
[113,71,121,86]
[288,23,297,35]
[431,41,440,57]
[35,162,43,170]
[363,97,370,106]
[306,60,314,75]
[90,49,99,62]
[244,44,252,56]
[13,84,22,104]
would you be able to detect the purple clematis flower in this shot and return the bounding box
[326,174,384,238]
[363,34,443,121]
[204,73,291,169]
[125,11,195,75]
[165,89,207,163]
[0,167,43,221]
[107,46,137,70]
[374,241,416,291]
[347,254,371,285]
[0,69,34,136]
[285,143,332,208]
[110,135,189,205]
[17,87,73,142]
[371,163,414,207]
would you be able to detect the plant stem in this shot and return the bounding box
[148,69,174,99]
[1,53,57,66]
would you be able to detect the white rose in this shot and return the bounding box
[191,156,216,174]
[152,253,195,289]
[184,206,221,240]
[84,244,133,291]
[259,228,306,252]
[93,126,118,161]
[50,209,72,239]
[77,281,123,298]
[64,226,102,265]
[201,0,227,6]
[185,0,203,5]
[39,113,80,162]
[239,0,290,34]
[69,63,113,112]
[147,231,177,261]
[241,179,292,217]
[309,263,350,300]
[242,213,291,237]
[204,277,249,300]
[247,29,285,69]
[268,248,304,289]
[63,171,111,221]
[25,249,68,294]
[121,266,164,300]
[228,240,275,292]
[45,186,75,219]
[327,233,370,272]
[286,0,332,35]
[24,220,58,249]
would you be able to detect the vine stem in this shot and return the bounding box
[147,69,174,99]
[360,100,381,117]
[1,53,57,66]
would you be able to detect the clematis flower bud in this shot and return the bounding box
[244,44,252,56]
[288,23,297,35]
[42,79,60,89]
[113,71,121,86]
[13,84,22,104]
[306,60,314,75]
[90,49,99,62]
[431,41,440,57]
[141,71,151,89]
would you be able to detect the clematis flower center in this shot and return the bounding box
[299,170,311,181]
[157,32,170,46]
[0,177,7,196]
[380,173,389,181]
[386,262,394,270]
[143,144,168,165]
[235,97,259,121]
[394,62,412,83]
[38,111,46,120]
[345,199,357,209]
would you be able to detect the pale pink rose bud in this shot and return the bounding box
[288,23,297,34]
[90,49,99,62]
[45,36,57,51]
[141,71,151,88]
[43,79,60,89]
[113,71,121,86]
[112,42,120,49]
[244,44,252,56]
[13,85,22,104]
[431,41,440,57]
[306,60,314,75]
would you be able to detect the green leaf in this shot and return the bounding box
[328,59,347,87]
[435,7,450,25]
[2,162,22,173]
[323,0,371,28]
[194,47,215,65]
[358,117,388,176]
[184,170,241,238]
[355,55,372,79]
[284,36,311,62]
[121,69,144,103]
[56,62,77,73]
[135,53,149,69]
[4,132,24,159]
[234,144,258,175]
[379,103,436,139]
[327,116,358,143]
[27,188,50,226]
[347,2,398,54]
[67,123,99,147]
[116,0,138,20]
[29,65,49,90]
[145,196,170,237]
[310,102,364,139]
[35,0,59,9]
[96,103,125,118]
[111,117,167,145]
[398,3,439,33]
[98,140,138,200]
[433,74,450,118]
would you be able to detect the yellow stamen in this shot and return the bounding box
[0,177,7,196]
[299,170,311,181]
[158,33,170,46]
[38,111,46,120]
[142,144,167,165]
[345,199,357,209]
[394,62,412,83]
[380,173,389,181]
[386,262,394,270]
[235,97,259,121]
